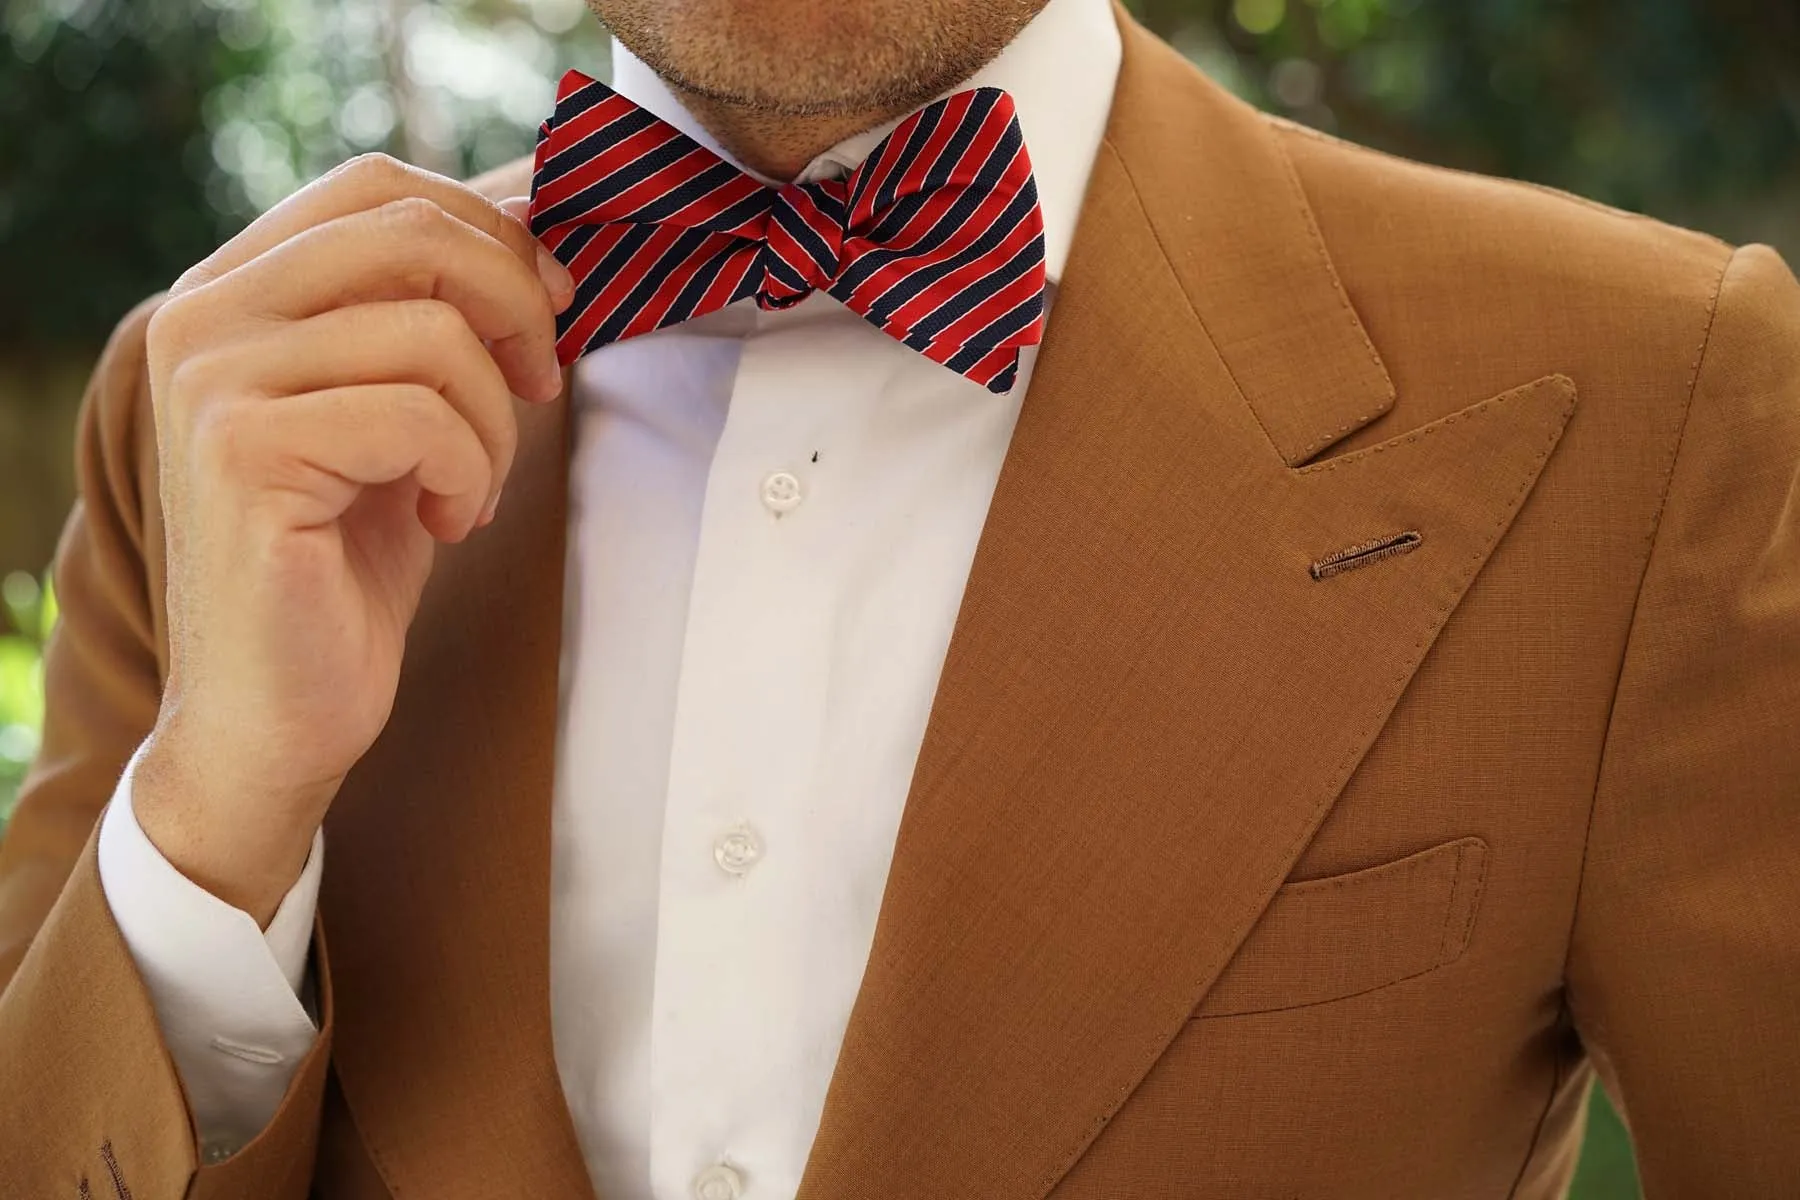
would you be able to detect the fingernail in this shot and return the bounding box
[480,488,503,527]
[535,243,575,301]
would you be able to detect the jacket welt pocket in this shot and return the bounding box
[1192,836,1489,1020]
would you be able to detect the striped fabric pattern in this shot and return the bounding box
[527,71,1048,393]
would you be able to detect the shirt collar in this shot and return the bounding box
[607,0,1121,285]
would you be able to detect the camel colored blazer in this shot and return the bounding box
[3,12,1798,1199]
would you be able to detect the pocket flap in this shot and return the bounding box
[1193,836,1489,1019]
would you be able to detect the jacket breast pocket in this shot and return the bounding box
[1191,836,1489,1020]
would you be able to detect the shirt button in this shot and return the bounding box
[201,1139,235,1165]
[693,1162,745,1200]
[713,825,763,875]
[760,470,803,514]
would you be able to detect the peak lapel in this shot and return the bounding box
[1103,12,1397,466]
[797,15,1575,1200]
[318,369,596,1199]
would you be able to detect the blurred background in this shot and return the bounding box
[3,1,1797,1193]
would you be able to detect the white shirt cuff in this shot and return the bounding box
[97,741,324,1159]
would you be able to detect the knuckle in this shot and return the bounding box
[145,294,194,357]
[188,399,263,480]
[390,382,443,425]
[432,396,485,461]
[340,151,408,191]
[394,298,463,342]
[166,260,220,301]
[161,354,202,408]
[400,386,470,462]
[378,194,447,237]
[163,346,233,411]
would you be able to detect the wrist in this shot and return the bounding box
[132,725,336,927]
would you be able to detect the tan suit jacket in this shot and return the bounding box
[3,12,1798,1199]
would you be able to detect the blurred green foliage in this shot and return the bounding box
[0,0,266,346]
[0,571,54,824]
[1130,0,1799,230]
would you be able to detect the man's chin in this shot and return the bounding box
[593,0,1021,117]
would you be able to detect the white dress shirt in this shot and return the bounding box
[95,0,1121,1194]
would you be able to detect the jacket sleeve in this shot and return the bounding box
[97,749,326,1156]
[1565,244,1800,1196]
[0,295,334,1200]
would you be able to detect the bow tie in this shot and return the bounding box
[526,72,1048,393]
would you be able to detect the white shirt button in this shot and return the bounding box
[201,1139,235,1165]
[713,825,763,875]
[693,1162,746,1199]
[760,470,803,514]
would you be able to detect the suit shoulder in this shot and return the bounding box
[84,291,165,492]
[1266,113,1734,316]
[1259,111,1752,446]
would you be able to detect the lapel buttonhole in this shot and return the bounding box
[1310,530,1423,580]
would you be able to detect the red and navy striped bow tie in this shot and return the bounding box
[527,71,1047,393]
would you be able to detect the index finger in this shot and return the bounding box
[175,153,546,296]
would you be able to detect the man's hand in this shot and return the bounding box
[132,154,574,925]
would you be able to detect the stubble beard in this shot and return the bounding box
[588,0,1046,119]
